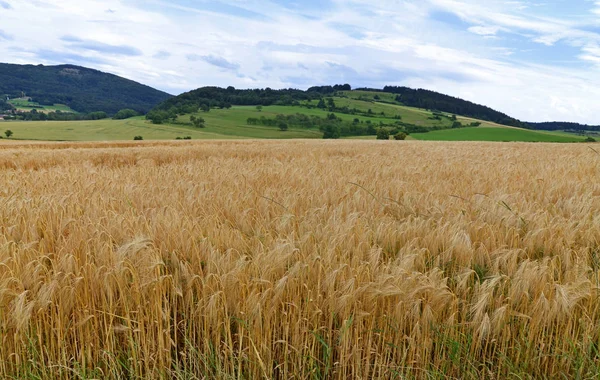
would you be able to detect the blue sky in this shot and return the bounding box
[2,0,600,123]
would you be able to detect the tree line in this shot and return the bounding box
[244,112,471,139]
[3,108,139,121]
[151,86,354,116]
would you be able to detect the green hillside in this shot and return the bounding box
[8,98,76,113]
[411,127,584,142]
[0,63,172,114]
[0,100,585,143]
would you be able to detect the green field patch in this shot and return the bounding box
[1,113,322,141]
[411,127,586,142]
[8,98,76,113]
[338,90,399,103]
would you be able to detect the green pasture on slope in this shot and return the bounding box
[0,101,589,143]
[8,98,76,113]
[411,127,586,142]
[0,114,322,141]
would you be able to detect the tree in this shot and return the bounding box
[317,99,326,109]
[113,109,138,120]
[133,135,143,140]
[322,124,340,139]
[376,128,390,140]
[326,98,336,111]
[200,104,210,112]
[394,132,407,140]
[256,105,263,112]
[452,121,463,129]
[5,130,13,139]
[278,122,288,131]
[147,110,168,124]
[190,115,205,128]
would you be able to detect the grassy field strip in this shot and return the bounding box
[8,98,76,113]
[412,127,585,142]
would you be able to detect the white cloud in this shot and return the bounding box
[468,25,503,36]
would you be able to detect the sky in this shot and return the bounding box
[2,0,600,124]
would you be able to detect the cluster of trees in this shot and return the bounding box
[247,113,379,137]
[0,63,172,115]
[146,109,178,124]
[0,98,13,113]
[246,113,417,139]
[380,86,524,127]
[113,109,138,120]
[151,86,356,116]
[189,116,205,128]
[3,108,138,122]
[304,97,399,119]
[4,109,109,121]
[306,84,352,94]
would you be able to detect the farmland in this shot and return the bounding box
[412,126,585,142]
[0,98,587,142]
[0,140,599,378]
[8,98,76,113]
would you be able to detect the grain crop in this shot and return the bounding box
[0,140,599,379]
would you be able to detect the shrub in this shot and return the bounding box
[113,109,138,120]
[376,128,390,140]
[322,124,341,139]
[394,132,408,140]
[133,136,143,141]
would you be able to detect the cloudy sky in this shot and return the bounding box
[2,0,600,123]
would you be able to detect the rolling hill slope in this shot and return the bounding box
[0,63,172,114]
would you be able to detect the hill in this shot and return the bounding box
[0,63,172,115]
[143,86,585,143]
[0,103,584,142]
[526,121,600,132]
[151,85,526,128]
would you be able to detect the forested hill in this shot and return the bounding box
[380,86,523,127]
[526,121,600,132]
[0,98,12,113]
[0,63,172,114]
[151,85,526,128]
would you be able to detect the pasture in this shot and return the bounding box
[0,114,321,141]
[0,140,599,378]
[412,126,585,142]
[8,98,76,113]
[1,101,586,143]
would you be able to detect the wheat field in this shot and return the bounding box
[0,140,599,379]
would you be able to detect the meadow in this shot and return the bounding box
[8,98,76,113]
[412,127,585,142]
[0,139,599,378]
[0,101,586,143]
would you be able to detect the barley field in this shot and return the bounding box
[0,140,599,379]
